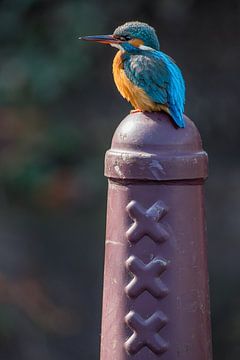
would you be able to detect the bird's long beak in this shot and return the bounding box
[79,34,122,44]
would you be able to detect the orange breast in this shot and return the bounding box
[112,51,169,113]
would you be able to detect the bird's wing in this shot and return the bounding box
[123,51,185,127]
[123,53,169,104]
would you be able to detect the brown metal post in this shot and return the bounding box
[100,112,212,360]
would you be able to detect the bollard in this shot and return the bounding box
[100,112,212,360]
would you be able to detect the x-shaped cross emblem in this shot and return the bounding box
[125,255,168,298]
[126,200,169,243]
[124,311,168,355]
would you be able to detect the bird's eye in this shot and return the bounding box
[116,35,131,41]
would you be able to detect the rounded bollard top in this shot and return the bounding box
[105,112,208,181]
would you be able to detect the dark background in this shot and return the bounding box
[0,0,239,359]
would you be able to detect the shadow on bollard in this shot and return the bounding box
[101,112,212,360]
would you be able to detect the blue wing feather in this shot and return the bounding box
[123,50,185,128]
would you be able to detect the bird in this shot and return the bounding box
[79,21,185,128]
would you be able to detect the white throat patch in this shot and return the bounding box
[110,43,124,51]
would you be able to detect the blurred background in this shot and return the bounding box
[0,0,239,359]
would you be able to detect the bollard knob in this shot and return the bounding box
[101,112,212,360]
[105,112,208,181]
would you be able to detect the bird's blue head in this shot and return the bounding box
[113,21,160,51]
[79,21,160,52]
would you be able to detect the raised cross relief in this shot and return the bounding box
[126,200,169,243]
[125,255,168,299]
[124,311,168,355]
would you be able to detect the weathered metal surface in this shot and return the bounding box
[100,112,212,360]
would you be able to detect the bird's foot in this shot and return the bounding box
[130,109,142,114]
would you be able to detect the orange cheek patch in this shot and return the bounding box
[129,38,144,47]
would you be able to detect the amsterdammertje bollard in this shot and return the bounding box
[100,112,212,360]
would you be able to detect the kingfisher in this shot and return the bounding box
[79,21,185,128]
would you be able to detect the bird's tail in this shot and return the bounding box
[170,108,185,128]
